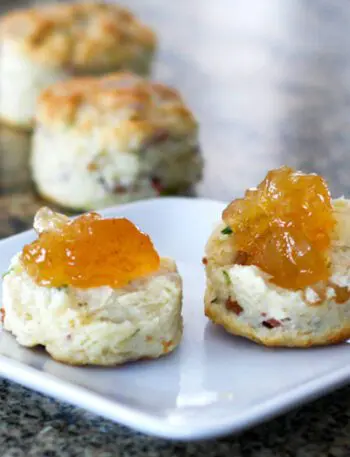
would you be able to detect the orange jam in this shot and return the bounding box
[22,212,160,289]
[223,166,335,289]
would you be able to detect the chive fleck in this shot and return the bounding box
[120,328,140,345]
[223,270,231,286]
[221,226,233,235]
[2,269,12,279]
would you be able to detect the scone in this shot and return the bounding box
[31,72,203,210]
[0,1,156,129]
[203,166,350,347]
[2,207,183,365]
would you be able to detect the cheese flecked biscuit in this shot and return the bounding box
[204,198,350,347]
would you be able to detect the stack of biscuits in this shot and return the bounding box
[0,1,203,210]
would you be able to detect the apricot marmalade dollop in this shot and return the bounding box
[222,166,336,289]
[22,212,160,288]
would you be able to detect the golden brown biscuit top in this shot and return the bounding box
[0,1,156,69]
[36,72,197,143]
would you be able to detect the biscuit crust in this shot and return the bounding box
[0,2,156,70]
[36,72,197,139]
[205,291,350,348]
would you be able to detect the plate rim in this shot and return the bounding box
[0,351,348,441]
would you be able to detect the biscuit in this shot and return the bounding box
[2,207,183,365]
[31,72,203,210]
[0,1,156,129]
[203,198,350,347]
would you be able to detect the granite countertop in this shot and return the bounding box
[1,0,350,455]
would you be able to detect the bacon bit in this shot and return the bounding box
[0,308,5,323]
[202,257,208,265]
[148,129,169,146]
[333,284,350,304]
[87,162,98,171]
[235,251,248,265]
[262,318,282,329]
[146,335,153,342]
[143,129,170,150]
[225,298,243,315]
[261,312,267,317]
[151,177,163,194]
[162,340,173,353]
[113,184,127,194]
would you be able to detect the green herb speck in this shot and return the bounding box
[2,269,12,279]
[160,186,179,196]
[211,297,218,303]
[120,328,140,345]
[221,226,233,235]
[223,270,231,286]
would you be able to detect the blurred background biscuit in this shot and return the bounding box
[0,1,156,129]
[31,71,203,210]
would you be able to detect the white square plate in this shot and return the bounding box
[0,197,349,441]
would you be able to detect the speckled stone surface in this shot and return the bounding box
[1,0,350,455]
[0,379,350,456]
